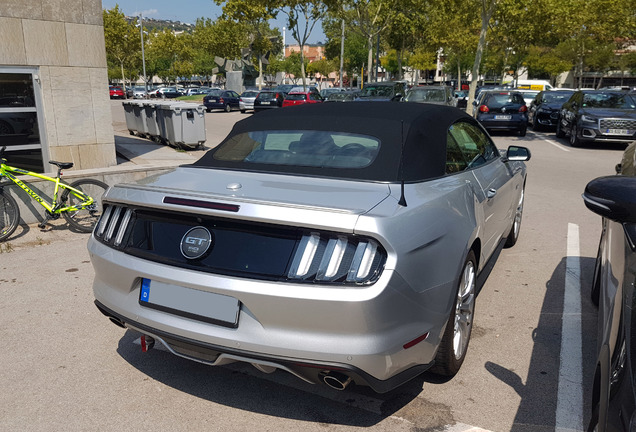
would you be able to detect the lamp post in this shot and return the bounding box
[139,13,148,96]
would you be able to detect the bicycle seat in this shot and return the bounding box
[49,161,74,169]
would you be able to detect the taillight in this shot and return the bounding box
[519,105,527,113]
[219,97,224,103]
[287,232,386,284]
[479,105,489,113]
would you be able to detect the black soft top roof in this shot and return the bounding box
[193,102,475,182]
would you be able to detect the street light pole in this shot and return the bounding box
[139,13,148,96]
[339,19,344,89]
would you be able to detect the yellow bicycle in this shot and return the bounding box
[0,146,108,241]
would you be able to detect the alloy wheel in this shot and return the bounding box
[453,260,476,360]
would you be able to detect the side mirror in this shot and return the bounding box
[583,176,636,223]
[506,146,531,161]
[472,100,478,106]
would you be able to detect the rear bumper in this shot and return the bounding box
[95,300,433,393]
[89,236,449,392]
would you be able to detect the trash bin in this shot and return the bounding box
[122,101,138,135]
[130,101,145,136]
[141,100,161,140]
[158,102,207,149]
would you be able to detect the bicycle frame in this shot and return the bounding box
[0,161,94,215]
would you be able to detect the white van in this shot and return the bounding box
[514,80,553,91]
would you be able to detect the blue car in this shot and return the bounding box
[203,89,240,112]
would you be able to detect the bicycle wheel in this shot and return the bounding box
[62,179,109,233]
[0,188,20,242]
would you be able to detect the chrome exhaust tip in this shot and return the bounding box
[108,316,126,328]
[322,372,352,391]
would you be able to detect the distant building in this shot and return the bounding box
[285,44,325,62]
[0,0,116,172]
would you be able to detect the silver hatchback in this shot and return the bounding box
[89,103,530,392]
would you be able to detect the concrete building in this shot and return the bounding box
[0,0,116,173]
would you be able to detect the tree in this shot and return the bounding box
[342,0,396,83]
[278,0,332,89]
[306,58,336,88]
[322,16,368,84]
[216,0,279,89]
[467,0,497,111]
[103,6,141,89]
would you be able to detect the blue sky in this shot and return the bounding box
[101,0,326,44]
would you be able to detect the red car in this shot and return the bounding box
[282,90,323,107]
[109,86,125,99]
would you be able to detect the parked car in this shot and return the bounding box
[355,81,406,102]
[109,86,125,99]
[584,141,636,431]
[239,90,259,113]
[150,87,181,99]
[325,91,359,102]
[185,87,201,96]
[455,90,469,109]
[473,90,528,136]
[274,84,296,94]
[403,85,457,106]
[515,89,540,108]
[527,90,575,130]
[203,89,241,112]
[253,90,286,112]
[282,90,324,107]
[556,90,636,147]
[132,86,148,99]
[320,88,344,98]
[88,102,530,393]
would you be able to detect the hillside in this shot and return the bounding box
[125,16,194,33]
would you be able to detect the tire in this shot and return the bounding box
[206,108,211,113]
[518,127,527,137]
[556,119,565,138]
[224,104,232,113]
[570,123,581,147]
[431,250,477,376]
[532,115,541,131]
[0,120,15,135]
[505,184,525,248]
[240,109,246,113]
[62,179,109,233]
[0,188,20,242]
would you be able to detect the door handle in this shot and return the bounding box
[486,188,497,199]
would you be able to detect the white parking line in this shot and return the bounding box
[543,138,570,152]
[555,223,583,431]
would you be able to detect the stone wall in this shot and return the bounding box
[0,0,116,170]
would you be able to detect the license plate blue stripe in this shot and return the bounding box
[140,278,150,302]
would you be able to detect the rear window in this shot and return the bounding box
[213,130,380,169]
[286,94,307,101]
[242,91,259,97]
[256,92,277,100]
[485,93,524,105]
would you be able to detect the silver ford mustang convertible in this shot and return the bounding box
[89,102,530,393]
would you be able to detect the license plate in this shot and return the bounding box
[260,101,271,105]
[494,115,512,120]
[606,129,632,135]
[208,98,217,103]
[139,278,240,328]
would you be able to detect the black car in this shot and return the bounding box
[556,90,636,147]
[355,81,406,102]
[584,141,636,431]
[253,90,286,112]
[528,90,575,130]
[203,89,241,112]
[473,90,528,136]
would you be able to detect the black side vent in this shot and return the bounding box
[95,204,133,247]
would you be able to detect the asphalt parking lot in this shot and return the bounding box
[0,105,626,431]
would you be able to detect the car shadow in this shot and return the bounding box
[483,256,597,431]
[114,328,466,427]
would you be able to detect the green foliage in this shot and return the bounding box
[103,6,142,83]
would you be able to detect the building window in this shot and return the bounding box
[0,68,47,172]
